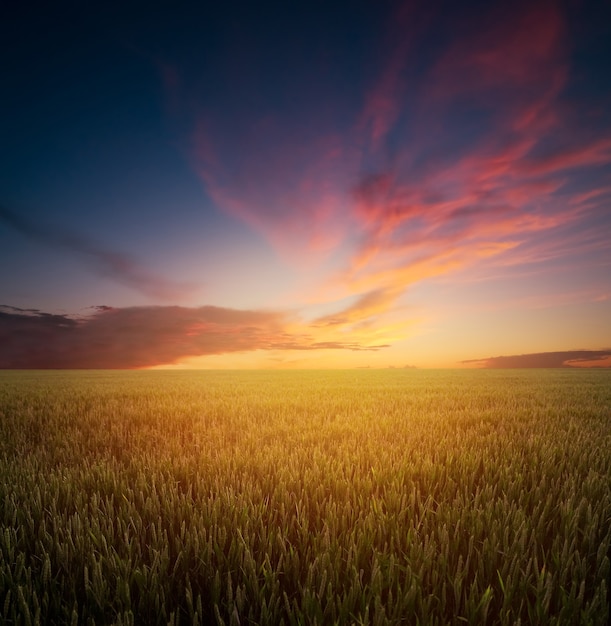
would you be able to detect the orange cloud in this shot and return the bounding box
[565,355,611,368]
[311,288,399,329]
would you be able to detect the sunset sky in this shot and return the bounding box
[1,0,611,368]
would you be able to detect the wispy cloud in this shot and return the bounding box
[311,288,399,329]
[0,205,193,301]
[0,304,388,368]
[179,0,611,333]
[192,117,352,262]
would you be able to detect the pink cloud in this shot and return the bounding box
[357,2,431,150]
[195,126,354,261]
[340,1,610,300]
[519,139,611,176]
[181,0,610,331]
[427,2,567,109]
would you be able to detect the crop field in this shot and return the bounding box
[0,369,610,625]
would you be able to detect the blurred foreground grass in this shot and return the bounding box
[0,369,610,625]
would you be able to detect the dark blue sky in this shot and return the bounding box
[2,0,611,368]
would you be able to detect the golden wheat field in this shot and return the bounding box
[0,369,610,625]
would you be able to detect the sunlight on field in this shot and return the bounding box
[0,370,610,624]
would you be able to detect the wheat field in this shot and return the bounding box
[0,369,609,625]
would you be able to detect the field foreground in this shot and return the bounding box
[0,369,610,625]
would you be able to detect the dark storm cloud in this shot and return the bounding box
[462,350,611,368]
[0,206,192,300]
[0,304,388,369]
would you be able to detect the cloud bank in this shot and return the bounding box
[0,304,388,369]
[463,350,611,369]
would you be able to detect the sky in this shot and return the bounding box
[1,0,611,369]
